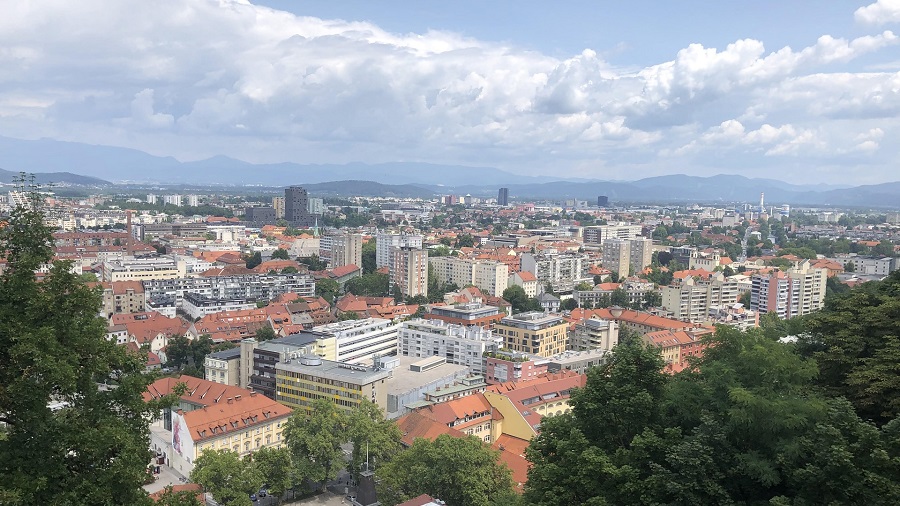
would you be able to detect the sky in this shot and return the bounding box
[1,0,899,185]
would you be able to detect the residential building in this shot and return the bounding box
[750,261,827,319]
[376,231,424,268]
[660,272,741,323]
[142,273,315,306]
[567,318,619,352]
[545,349,609,374]
[689,250,722,271]
[484,350,549,384]
[568,308,694,336]
[99,280,146,319]
[389,247,429,298]
[244,206,275,223]
[383,355,473,419]
[429,256,509,297]
[321,231,362,269]
[582,223,642,245]
[629,237,654,273]
[204,347,242,386]
[145,375,292,476]
[181,293,258,320]
[308,318,399,365]
[398,319,502,374]
[519,250,590,291]
[508,271,538,298]
[272,196,285,219]
[275,356,391,415]
[100,257,183,282]
[601,239,630,278]
[246,334,318,399]
[163,194,182,207]
[643,327,715,373]
[495,312,569,357]
[425,302,505,329]
[186,194,200,207]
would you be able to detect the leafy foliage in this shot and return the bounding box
[502,285,541,314]
[345,272,389,297]
[191,449,263,506]
[346,400,402,478]
[271,248,290,260]
[283,399,347,491]
[525,328,900,505]
[0,186,178,505]
[377,434,514,506]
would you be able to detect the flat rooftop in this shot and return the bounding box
[276,356,391,385]
[386,355,470,396]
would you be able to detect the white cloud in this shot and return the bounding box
[855,0,900,25]
[0,0,898,183]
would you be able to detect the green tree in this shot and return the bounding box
[298,254,327,271]
[255,325,276,342]
[281,266,298,274]
[362,239,377,274]
[0,181,182,505]
[315,278,340,303]
[454,233,475,248]
[610,287,629,307]
[502,285,541,314]
[345,272,389,297]
[346,400,403,478]
[338,311,360,321]
[165,334,193,369]
[245,251,262,269]
[873,239,896,257]
[377,434,514,506]
[284,399,347,492]
[152,486,204,506]
[802,270,900,424]
[192,449,263,506]
[251,446,296,504]
[271,248,290,260]
[562,298,578,311]
[574,281,593,291]
[845,260,856,272]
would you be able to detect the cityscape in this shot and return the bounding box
[2,1,900,506]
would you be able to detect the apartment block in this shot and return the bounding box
[495,312,569,357]
[429,256,508,297]
[142,273,315,306]
[99,280,146,318]
[398,319,503,374]
[519,251,589,290]
[582,223,642,245]
[376,231,423,268]
[425,302,505,329]
[661,273,741,323]
[567,318,619,352]
[389,247,428,298]
[320,232,362,269]
[601,239,630,278]
[750,260,827,319]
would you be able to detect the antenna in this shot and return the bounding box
[365,441,370,472]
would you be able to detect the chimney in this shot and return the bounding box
[227,397,233,404]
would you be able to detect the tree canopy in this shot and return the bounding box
[376,434,515,506]
[525,329,900,505]
[0,183,178,505]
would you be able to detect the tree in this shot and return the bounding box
[192,449,262,506]
[338,311,360,321]
[873,239,896,257]
[739,291,751,307]
[281,266,298,274]
[345,273,389,297]
[574,281,593,291]
[610,287,629,307]
[801,270,900,425]
[250,446,296,504]
[346,400,402,478]
[255,325,276,342]
[152,486,204,506]
[377,434,514,506]
[315,278,340,303]
[845,260,856,272]
[165,334,193,369]
[525,327,900,505]
[562,298,578,311]
[502,285,541,314]
[271,248,290,260]
[283,400,347,492]
[454,233,475,248]
[0,181,181,504]
[245,251,262,269]
[362,239,377,274]
[298,254,327,271]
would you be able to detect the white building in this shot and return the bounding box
[163,194,183,207]
[186,195,200,207]
[309,318,399,365]
[520,250,590,289]
[429,256,508,297]
[661,273,741,323]
[376,231,424,268]
[398,319,502,374]
[389,247,429,298]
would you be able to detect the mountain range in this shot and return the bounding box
[0,135,897,207]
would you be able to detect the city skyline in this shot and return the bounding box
[1,1,899,185]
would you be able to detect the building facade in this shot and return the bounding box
[275,356,391,415]
[376,231,424,268]
[389,247,429,298]
[429,256,509,297]
[309,318,399,365]
[398,319,503,374]
[495,312,569,357]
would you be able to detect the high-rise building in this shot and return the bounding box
[163,194,182,207]
[323,232,363,269]
[602,239,630,278]
[186,194,200,207]
[284,186,318,227]
[750,260,827,319]
[307,197,325,215]
[428,257,508,297]
[272,196,285,219]
[376,231,424,268]
[498,187,509,206]
[628,238,654,274]
[661,273,741,323]
[146,194,158,205]
[597,195,609,207]
[389,247,428,298]
[398,319,502,374]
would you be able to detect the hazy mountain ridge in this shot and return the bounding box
[0,136,897,207]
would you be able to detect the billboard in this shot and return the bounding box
[171,410,196,463]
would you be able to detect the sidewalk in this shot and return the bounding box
[143,462,190,495]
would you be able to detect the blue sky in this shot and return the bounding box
[1,0,899,184]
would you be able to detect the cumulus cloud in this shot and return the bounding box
[855,0,900,25]
[0,0,898,183]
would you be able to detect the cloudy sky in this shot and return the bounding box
[1,0,899,184]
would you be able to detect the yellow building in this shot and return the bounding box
[275,356,390,416]
[494,312,569,357]
[145,376,293,476]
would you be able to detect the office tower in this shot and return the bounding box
[597,195,609,207]
[498,187,509,206]
[284,186,318,227]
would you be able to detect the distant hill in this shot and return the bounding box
[304,180,438,199]
[0,135,897,207]
[0,167,110,186]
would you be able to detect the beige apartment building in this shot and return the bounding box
[429,256,508,297]
[661,272,741,323]
[495,312,569,357]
